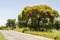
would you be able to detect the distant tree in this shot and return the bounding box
[6,19,16,30]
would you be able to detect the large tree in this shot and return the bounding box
[18,4,59,31]
[18,6,31,27]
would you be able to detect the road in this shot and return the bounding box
[0,30,53,40]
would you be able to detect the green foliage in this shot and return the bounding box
[6,19,16,30]
[25,30,60,39]
[15,27,60,39]
[37,4,52,10]
[53,30,60,40]
[18,4,59,31]
[14,27,23,32]
[0,26,7,30]
[22,27,30,33]
[14,27,30,32]
[54,20,60,30]
[25,31,55,39]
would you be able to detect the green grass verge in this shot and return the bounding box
[14,27,60,40]
[25,31,55,39]
[25,30,60,40]
[14,27,23,32]
[0,32,5,40]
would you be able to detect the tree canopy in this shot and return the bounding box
[18,4,59,31]
[6,19,16,30]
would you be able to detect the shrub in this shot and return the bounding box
[22,27,29,33]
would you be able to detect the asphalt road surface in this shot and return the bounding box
[0,30,54,40]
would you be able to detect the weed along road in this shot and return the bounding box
[0,30,53,40]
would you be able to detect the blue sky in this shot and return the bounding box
[0,0,60,26]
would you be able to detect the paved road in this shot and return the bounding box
[0,30,53,40]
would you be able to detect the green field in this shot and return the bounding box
[0,32,5,40]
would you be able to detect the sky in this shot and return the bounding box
[0,0,60,26]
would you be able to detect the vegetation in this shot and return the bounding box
[18,4,59,31]
[1,4,60,40]
[15,28,60,40]
[0,26,7,30]
[6,19,16,30]
[0,32,5,40]
[17,4,60,40]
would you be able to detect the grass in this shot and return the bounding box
[0,32,5,40]
[14,27,23,32]
[25,31,55,39]
[14,27,30,32]
[25,30,60,39]
[52,30,60,40]
[14,27,60,40]
[25,31,60,40]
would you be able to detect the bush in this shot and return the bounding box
[0,26,7,30]
[22,27,30,33]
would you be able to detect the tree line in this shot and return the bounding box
[6,4,60,31]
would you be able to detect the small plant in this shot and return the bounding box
[22,27,29,33]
